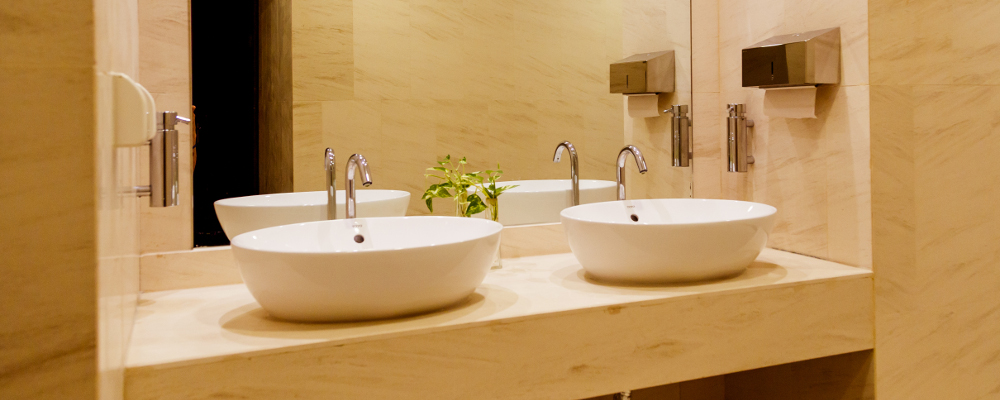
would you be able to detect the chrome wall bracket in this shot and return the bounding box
[136,111,188,207]
[727,103,755,173]
[664,104,692,167]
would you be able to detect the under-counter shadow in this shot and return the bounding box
[216,284,520,340]
[549,261,792,294]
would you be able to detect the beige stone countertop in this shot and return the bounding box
[126,248,871,370]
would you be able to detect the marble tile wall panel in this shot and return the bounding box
[137,0,193,253]
[870,84,1000,399]
[0,0,130,398]
[0,65,99,400]
[289,0,701,214]
[716,0,872,269]
[95,0,143,399]
[691,0,723,200]
[621,0,693,200]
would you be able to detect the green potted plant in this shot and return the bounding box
[423,156,517,269]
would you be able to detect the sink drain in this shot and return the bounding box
[354,234,365,243]
[630,214,639,222]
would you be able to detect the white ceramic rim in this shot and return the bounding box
[560,198,777,226]
[214,189,410,208]
[231,216,503,254]
[467,179,615,194]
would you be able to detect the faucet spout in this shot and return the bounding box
[345,154,373,219]
[615,145,647,201]
[325,148,336,220]
[553,141,580,206]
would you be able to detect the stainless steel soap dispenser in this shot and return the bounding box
[741,27,840,88]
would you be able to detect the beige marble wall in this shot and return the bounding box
[0,0,142,399]
[96,1,144,399]
[291,0,692,216]
[870,0,1000,398]
[622,0,693,200]
[0,2,99,397]
[715,0,872,269]
[137,0,193,253]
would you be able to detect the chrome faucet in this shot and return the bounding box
[616,145,648,200]
[345,154,373,219]
[552,141,580,206]
[325,148,336,220]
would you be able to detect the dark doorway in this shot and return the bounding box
[190,0,261,247]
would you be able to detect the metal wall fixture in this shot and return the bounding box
[325,148,337,220]
[552,141,580,206]
[727,104,755,173]
[615,145,648,200]
[137,111,188,207]
[664,104,692,167]
[741,27,840,88]
[345,153,373,219]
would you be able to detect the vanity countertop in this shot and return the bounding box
[125,249,873,400]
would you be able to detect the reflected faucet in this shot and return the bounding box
[615,145,648,201]
[552,141,580,206]
[325,148,336,220]
[345,153,373,219]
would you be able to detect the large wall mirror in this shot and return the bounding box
[192,0,692,245]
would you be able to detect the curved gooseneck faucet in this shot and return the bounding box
[552,141,580,206]
[325,148,336,220]
[615,145,648,201]
[345,154,373,219]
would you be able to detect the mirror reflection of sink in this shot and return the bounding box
[478,179,616,226]
[231,216,502,322]
[561,199,777,283]
[214,190,410,239]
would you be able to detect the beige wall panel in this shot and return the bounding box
[137,0,193,253]
[94,0,143,399]
[0,65,98,400]
[0,1,95,67]
[291,101,325,192]
[291,0,639,211]
[871,85,1000,400]
[291,0,352,101]
[692,92,723,199]
[622,0,693,200]
[716,0,871,269]
[870,0,1000,86]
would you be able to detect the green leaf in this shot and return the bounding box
[425,197,434,212]
[465,193,487,216]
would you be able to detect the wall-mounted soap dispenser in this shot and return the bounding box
[727,104,754,173]
[665,105,691,167]
[610,51,674,119]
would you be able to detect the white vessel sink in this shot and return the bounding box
[479,179,616,226]
[214,190,410,239]
[231,216,502,322]
[561,199,777,283]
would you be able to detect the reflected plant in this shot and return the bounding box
[422,156,517,220]
[422,155,487,217]
[474,165,518,222]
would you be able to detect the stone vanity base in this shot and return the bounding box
[125,249,872,400]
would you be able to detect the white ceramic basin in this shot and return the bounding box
[231,216,502,322]
[214,190,410,239]
[476,179,616,226]
[561,199,777,283]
